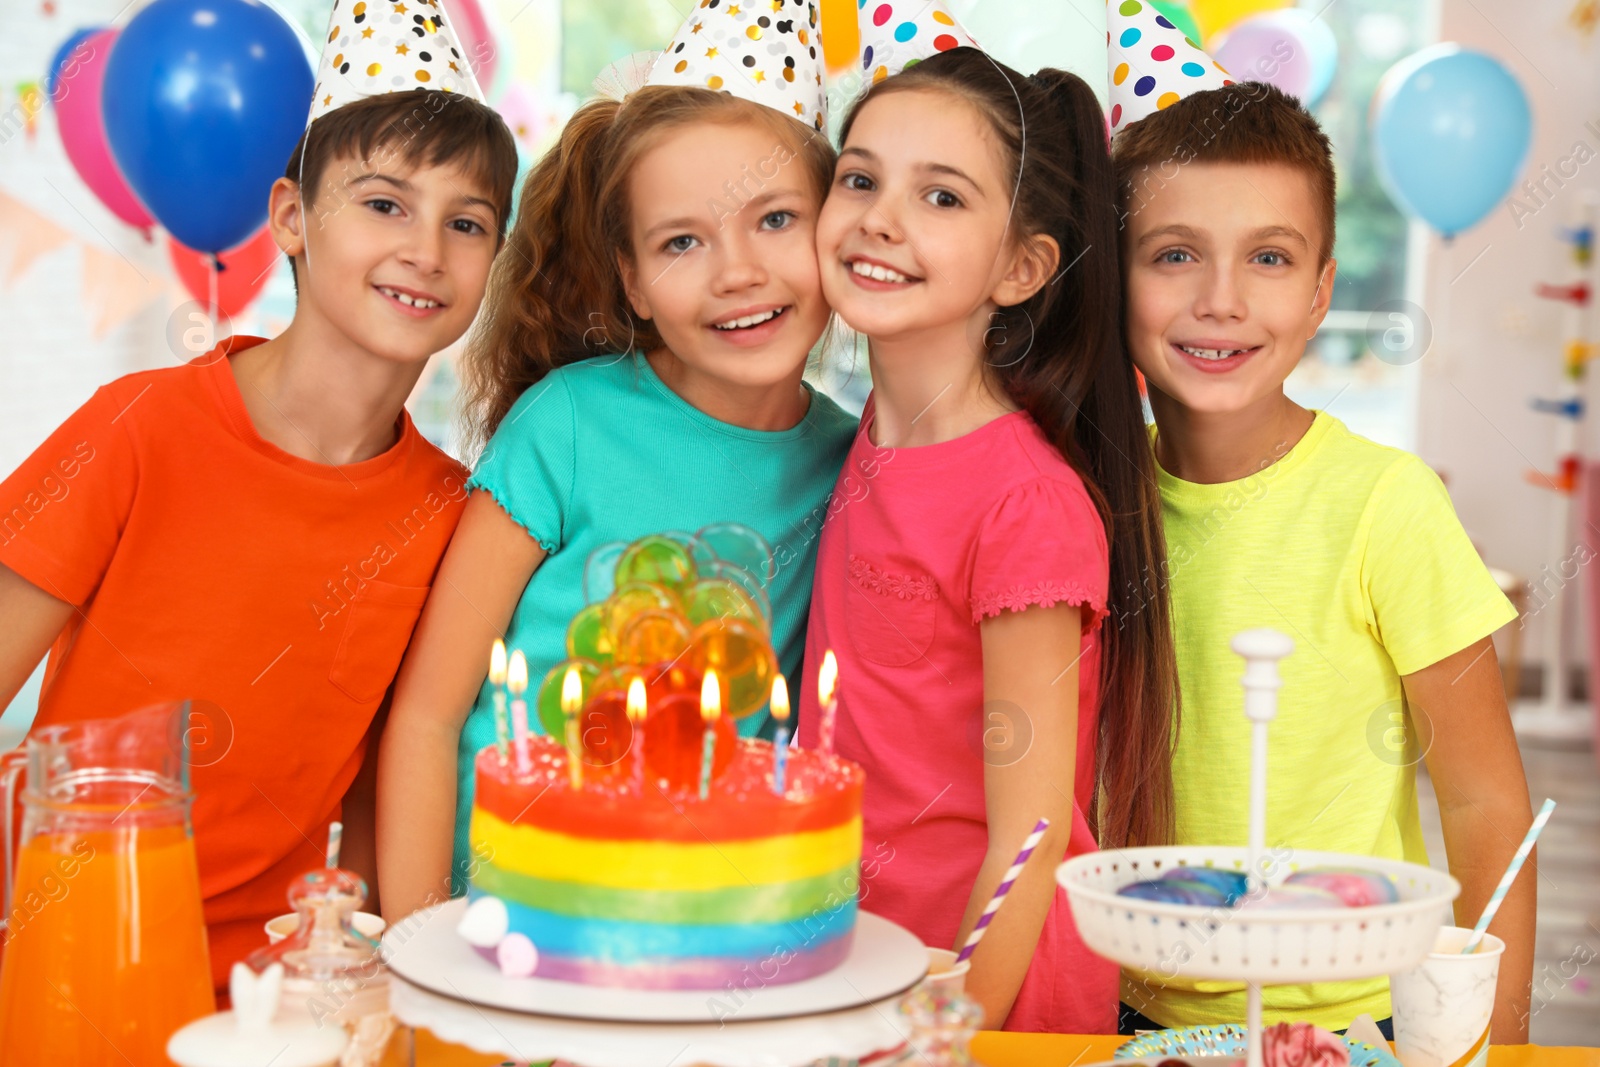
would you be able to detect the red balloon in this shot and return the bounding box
[167,227,282,317]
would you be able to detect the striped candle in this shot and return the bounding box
[770,675,791,796]
[326,820,343,869]
[509,651,533,777]
[489,639,510,765]
[817,650,839,756]
[1463,797,1555,954]
[955,817,1050,964]
[699,670,721,800]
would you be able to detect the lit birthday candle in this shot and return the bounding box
[817,650,839,756]
[561,665,584,790]
[626,676,647,795]
[699,669,720,800]
[489,639,510,765]
[770,675,790,797]
[507,650,531,775]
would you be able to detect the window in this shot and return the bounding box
[1288,0,1436,450]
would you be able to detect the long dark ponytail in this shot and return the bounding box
[840,50,1179,849]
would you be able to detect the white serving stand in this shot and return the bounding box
[383,901,928,1066]
[1060,630,1461,1067]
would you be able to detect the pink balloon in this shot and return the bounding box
[1212,16,1316,100]
[53,28,155,235]
[449,0,498,96]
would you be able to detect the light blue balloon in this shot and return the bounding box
[1371,45,1531,238]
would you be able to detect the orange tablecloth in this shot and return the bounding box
[385,1029,1600,1067]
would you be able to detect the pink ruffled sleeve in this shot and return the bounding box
[967,475,1110,630]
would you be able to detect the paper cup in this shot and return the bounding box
[1390,926,1504,1067]
[922,947,971,995]
[265,910,387,944]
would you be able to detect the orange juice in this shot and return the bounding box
[0,824,215,1064]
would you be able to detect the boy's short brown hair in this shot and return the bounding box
[1111,82,1336,262]
[284,89,519,238]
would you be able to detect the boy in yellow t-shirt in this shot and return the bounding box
[1111,83,1534,1040]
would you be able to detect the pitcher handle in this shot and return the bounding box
[0,746,27,932]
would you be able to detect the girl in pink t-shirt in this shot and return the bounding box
[796,48,1180,1033]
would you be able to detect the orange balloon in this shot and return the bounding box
[820,0,860,73]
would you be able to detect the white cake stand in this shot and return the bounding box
[1059,630,1461,1067]
[382,900,929,1066]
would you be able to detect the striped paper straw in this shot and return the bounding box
[326,821,343,869]
[1463,797,1555,954]
[956,817,1050,964]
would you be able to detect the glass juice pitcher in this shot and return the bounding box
[0,705,216,1063]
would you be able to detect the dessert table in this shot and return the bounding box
[380,1029,1600,1067]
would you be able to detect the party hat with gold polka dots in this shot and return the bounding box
[856,0,979,86]
[646,0,829,132]
[309,0,485,122]
[1106,0,1231,133]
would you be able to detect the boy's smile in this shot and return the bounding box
[1123,161,1335,417]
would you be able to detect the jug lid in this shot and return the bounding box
[167,963,348,1067]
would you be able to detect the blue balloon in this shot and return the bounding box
[46,27,101,105]
[102,0,313,253]
[1371,45,1531,238]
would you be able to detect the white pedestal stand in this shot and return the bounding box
[1059,629,1461,1067]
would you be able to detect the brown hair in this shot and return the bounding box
[840,50,1180,849]
[1111,82,1336,261]
[284,89,519,238]
[459,86,836,454]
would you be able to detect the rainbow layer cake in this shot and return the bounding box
[456,526,863,990]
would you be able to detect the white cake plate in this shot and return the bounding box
[383,900,928,1065]
[390,978,913,1067]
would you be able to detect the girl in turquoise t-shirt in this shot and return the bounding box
[375,86,855,915]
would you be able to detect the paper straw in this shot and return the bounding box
[955,817,1050,964]
[1463,797,1555,953]
[326,821,342,869]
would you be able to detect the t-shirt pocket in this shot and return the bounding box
[328,579,432,703]
[845,553,939,668]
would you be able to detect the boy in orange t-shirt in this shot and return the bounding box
[0,44,517,984]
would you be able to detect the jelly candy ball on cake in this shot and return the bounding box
[615,608,693,666]
[583,540,628,603]
[1165,867,1250,905]
[1284,866,1398,907]
[565,603,614,664]
[683,578,767,632]
[573,672,634,775]
[1238,885,1346,910]
[605,581,682,637]
[686,617,779,719]
[689,523,773,585]
[1118,878,1231,907]
[616,535,697,591]
[701,559,772,625]
[537,659,601,737]
[642,682,737,791]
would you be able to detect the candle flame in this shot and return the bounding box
[489,639,508,686]
[626,677,647,724]
[700,668,721,723]
[770,675,790,722]
[560,665,582,714]
[818,649,838,706]
[507,650,528,695]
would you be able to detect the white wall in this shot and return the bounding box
[1413,0,1600,672]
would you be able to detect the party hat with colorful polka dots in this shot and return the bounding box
[1107,0,1231,133]
[647,0,829,133]
[857,0,980,87]
[309,0,485,122]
